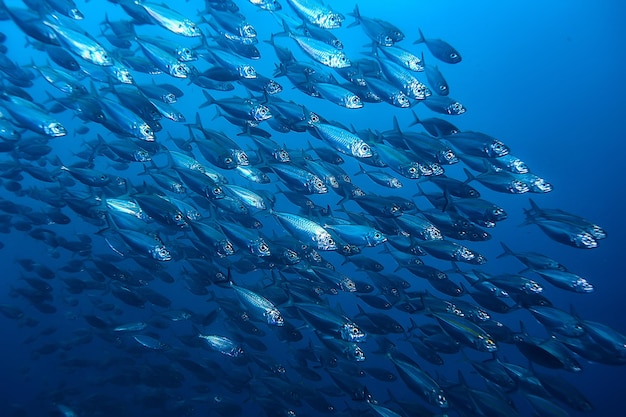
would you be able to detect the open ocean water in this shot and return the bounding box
[0,0,625,416]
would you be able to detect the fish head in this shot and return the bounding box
[281,249,300,265]
[489,206,507,221]
[344,94,363,109]
[447,101,466,115]
[351,141,373,158]
[367,230,387,247]
[252,104,272,121]
[176,47,196,62]
[331,39,344,50]
[574,232,597,249]
[217,240,235,257]
[204,185,224,200]
[378,34,395,47]
[407,59,424,72]
[151,244,172,261]
[239,65,257,79]
[524,280,544,294]
[319,13,344,29]
[265,80,283,95]
[341,323,366,342]
[529,177,552,193]
[240,24,257,38]
[409,81,430,100]
[330,52,351,69]
[507,158,529,174]
[90,48,113,67]
[478,335,498,352]
[347,344,366,362]
[113,65,134,84]
[137,123,155,141]
[253,239,271,257]
[307,177,328,194]
[170,63,189,78]
[68,8,84,20]
[44,121,67,137]
[487,140,509,157]
[337,243,360,256]
[393,93,411,108]
[438,149,458,165]
[170,211,188,227]
[510,180,530,194]
[266,309,284,326]
[402,163,421,179]
[181,21,201,38]
[234,150,249,166]
[316,231,337,251]
[273,149,291,163]
[162,93,176,104]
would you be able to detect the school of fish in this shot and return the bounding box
[0,0,622,416]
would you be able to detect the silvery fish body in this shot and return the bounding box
[230,283,284,326]
[272,210,337,251]
[42,20,112,66]
[312,123,372,158]
[286,0,344,29]
[136,1,200,37]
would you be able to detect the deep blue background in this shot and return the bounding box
[1,0,625,416]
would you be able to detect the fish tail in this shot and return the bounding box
[353,164,367,176]
[496,242,513,259]
[392,115,402,134]
[347,5,361,28]
[414,28,425,45]
[199,90,214,108]
[463,168,475,184]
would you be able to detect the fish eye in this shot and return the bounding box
[260,243,269,252]
[440,85,448,91]
[316,180,323,187]
[213,187,221,194]
[100,174,107,180]
[175,213,182,221]
[225,157,233,164]
[409,167,417,173]
[450,53,458,59]
[374,233,381,238]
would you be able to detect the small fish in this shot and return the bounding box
[415,28,462,64]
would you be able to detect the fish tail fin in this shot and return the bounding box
[527,198,541,214]
[496,242,513,259]
[407,317,420,334]
[353,164,367,176]
[199,90,214,108]
[414,28,426,45]
[355,303,366,317]
[272,19,290,38]
[450,261,463,274]
[347,5,360,27]
[441,188,452,212]
[392,115,402,134]
[463,168,475,184]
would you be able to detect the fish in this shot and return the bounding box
[414,28,462,64]
[0,2,619,416]
[134,1,200,37]
[286,0,344,29]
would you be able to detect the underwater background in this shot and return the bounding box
[0,0,625,416]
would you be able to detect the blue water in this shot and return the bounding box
[1,0,625,416]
